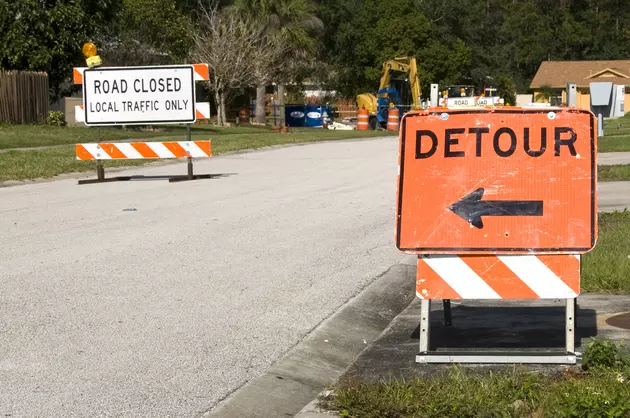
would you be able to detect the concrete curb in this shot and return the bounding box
[294,397,338,417]
[202,256,416,418]
[294,294,630,417]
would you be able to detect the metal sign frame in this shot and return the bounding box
[82,65,196,126]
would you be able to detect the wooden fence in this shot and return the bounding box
[0,71,49,124]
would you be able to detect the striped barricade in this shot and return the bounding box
[416,254,580,300]
[76,141,212,184]
[416,253,581,364]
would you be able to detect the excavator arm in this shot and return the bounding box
[408,57,421,110]
[357,56,422,119]
[378,57,421,110]
[379,60,411,91]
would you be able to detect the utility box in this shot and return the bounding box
[589,82,625,118]
[590,82,614,137]
[566,82,577,107]
[430,84,439,107]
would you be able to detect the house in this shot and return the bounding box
[530,60,630,109]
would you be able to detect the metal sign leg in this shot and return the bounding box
[416,298,578,364]
[419,299,430,353]
[97,160,104,181]
[443,299,452,327]
[566,297,575,355]
[168,125,215,183]
[78,159,132,184]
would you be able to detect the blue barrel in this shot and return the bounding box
[304,105,335,127]
[304,104,322,127]
[285,105,306,127]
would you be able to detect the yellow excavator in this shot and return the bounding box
[356,57,422,129]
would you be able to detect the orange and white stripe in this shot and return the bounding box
[75,141,211,160]
[416,254,580,299]
[73,64,210,85]
[74,103,210,122]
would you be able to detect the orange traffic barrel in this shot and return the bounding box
[387,107,400,131]
[238,108,249,124]
[357,107,369,130]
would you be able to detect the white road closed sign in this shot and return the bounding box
[82,66,196,125]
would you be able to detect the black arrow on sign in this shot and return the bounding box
[448,188,543,229]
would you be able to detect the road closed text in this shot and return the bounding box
[415,126,578,159]
[93,78,184,95]
[83,66,195,125]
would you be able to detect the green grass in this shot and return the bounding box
[604,116,630,135]
[598,164,630,181]
[0,147,148,182]
[0,128,394,182]
[599,114,630,152]
[582,211,630,293]
[598,134,630,152]
[323,341,630,418]
[0,123,273,149]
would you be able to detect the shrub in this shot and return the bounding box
[45,111,66,126]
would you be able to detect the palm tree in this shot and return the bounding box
[535,84,555,103]
[232,0,323,124]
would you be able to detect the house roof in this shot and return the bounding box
[530,60,630,88]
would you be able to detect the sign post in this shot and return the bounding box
[396,108,597,364]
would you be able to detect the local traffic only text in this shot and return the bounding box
[89,77,189,114]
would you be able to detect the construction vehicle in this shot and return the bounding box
[356,57,421,129]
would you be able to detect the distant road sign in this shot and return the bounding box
[396,108,597,254]
[82,66,196,126]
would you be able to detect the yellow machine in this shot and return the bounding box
[356,57,421,128]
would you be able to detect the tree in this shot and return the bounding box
[0,0,122,100]
[318,0,470,99]
[535,84,555,103]
[100,0,193,66]
[192,5,287,125]
[232,0,323,124]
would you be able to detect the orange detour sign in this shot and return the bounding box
[396,108,597,254]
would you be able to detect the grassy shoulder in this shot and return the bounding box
[596,114,630,152]
[323,340,630,418]
[0,128,394,182]
[582,211,630,293]
[598,135,630,152]
[0,123,273,149]
[598,164,630,181]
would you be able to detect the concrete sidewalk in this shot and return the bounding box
[296,295,630,417]
[598,181,630,212]
[598,151,630,165]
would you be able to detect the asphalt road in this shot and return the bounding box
[2,138,630,418]
[0,138,404,418]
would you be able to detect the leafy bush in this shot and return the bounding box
[45,111,66,126]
